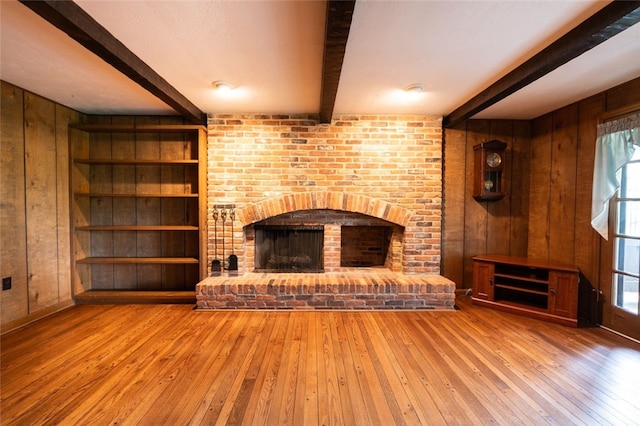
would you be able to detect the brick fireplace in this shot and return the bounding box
[196,114,455,309]
[237,193,409,274]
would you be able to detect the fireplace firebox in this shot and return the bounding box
[254,225,324,272]
[341,226,391,267]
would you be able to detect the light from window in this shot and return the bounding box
[613,149,640,314]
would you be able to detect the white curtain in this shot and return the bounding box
[591,113,640,240]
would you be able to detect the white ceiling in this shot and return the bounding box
[2,0,639,121]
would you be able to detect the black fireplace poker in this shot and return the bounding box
[211,204,237,276]
[211,208,222,276]
[228,209,238,274]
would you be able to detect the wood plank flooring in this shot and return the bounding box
[2,296,639,425]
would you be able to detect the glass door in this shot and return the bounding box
[605,149,640,340]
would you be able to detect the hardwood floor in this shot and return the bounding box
[2,296,639,425]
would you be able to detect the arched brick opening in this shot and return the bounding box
[235,191,413,228]
[222,191,427,274]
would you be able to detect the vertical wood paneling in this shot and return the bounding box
[575,95,604,285]
[160,116,186,289]
[367,86,638,300]
[55,106,76,302]
[89,116,114,289]
[439,81,639,283]
[486,120,515,255]
[605,78,640,111]
[548,106,579,264]
[575,95,604,324]
[528,114,553,259]
[24,93,60,310]
[442,125,467,287]
[70,125,91,295]
[135,116,162,289]
[508,121,531,256]
[0,81,29,323]
[111,116,137,290]
[463,120,491,286]
[443,120,531,289]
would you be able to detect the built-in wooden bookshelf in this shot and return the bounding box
[69,123,207,299]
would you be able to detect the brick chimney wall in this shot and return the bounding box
[207,114,443,275]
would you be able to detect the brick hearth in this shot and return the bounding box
[196,270,455,310]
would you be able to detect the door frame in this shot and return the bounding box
[597,176,640,341]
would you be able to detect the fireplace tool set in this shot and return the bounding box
[211,205,238,276]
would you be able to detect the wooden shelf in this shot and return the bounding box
[494,284,548,296]
[75,225,199,231]
[74,159,198,165]
[77,257,200,264]
[494,273,548,285]
[74,192,198,198]
[70,124,206,133]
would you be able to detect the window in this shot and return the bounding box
[613,148,640,314]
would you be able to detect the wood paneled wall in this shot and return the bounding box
[443,120,531,289]
[443,77,640,291]
[529,78,640,335]
[1,81,80,331]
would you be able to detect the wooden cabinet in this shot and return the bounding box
[472,254,581,327]
[69,123,208,297]
[472,260,494,301]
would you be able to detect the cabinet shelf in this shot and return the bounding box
[494,284,548,296]
[494,273,547,285]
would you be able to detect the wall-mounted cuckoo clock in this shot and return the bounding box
[473,140,507,202]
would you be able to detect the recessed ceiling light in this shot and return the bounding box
[212,80,234,92]
[404,83,424,93]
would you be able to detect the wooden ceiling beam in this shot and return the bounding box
[319,0,356,124]
[19,0,206,124]
[443,1,640,128]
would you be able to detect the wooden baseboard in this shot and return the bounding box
[455,288,472,296]
[1,300,75,335]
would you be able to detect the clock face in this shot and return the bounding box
[486,152,502,168]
